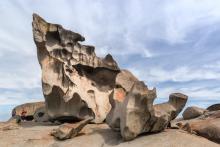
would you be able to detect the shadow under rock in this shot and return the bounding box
[89,127,123,146]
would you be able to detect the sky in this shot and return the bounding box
[0,0,220,121]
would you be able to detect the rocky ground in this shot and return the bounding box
[0,121,219,147]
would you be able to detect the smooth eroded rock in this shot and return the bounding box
[207,104,220,111]
[183,106,207,120]
[173,110,220,144]
[12,101,45,121]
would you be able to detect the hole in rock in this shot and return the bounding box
[46,31,61,46]
[37,112,44,117]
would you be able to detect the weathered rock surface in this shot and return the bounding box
[107,80,188,140]
[184,118,220,143]
[33,106,49,122]
[182,106,207,120]
[153,93,188,131]
[0,122,219,147]
[172,110,220,143]
[32,13,189,140]
[207,103,220,111]
[51,117,93,140]
[33,13,120,123]
[12,101,45,121]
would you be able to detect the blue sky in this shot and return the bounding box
[0,0,220,121]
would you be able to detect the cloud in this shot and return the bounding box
[0,73,41,89]
[156,86,220,99]
[140,66,220,83]
[164,0,220,43]
[204,61,220,69]
[0,88,43,105]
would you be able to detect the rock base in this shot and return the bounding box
[0,121,219,147]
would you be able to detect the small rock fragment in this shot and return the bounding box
[51,117,93,140]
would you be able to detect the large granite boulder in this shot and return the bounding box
[32,13,120,123]
[32,13,188,140]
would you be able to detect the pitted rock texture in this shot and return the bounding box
[33,13,188,140]
[182,106,207,120]
[33,14,120,123]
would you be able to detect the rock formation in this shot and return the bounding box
[182,106,207,120]
[207,103,220,111]
[171,107,220,143]
[11,101,45,122]
[107,89,188,140]
[51,117,93,140]
[33,106,49,122]
[32,13,119,123]
[32,13,188,141]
